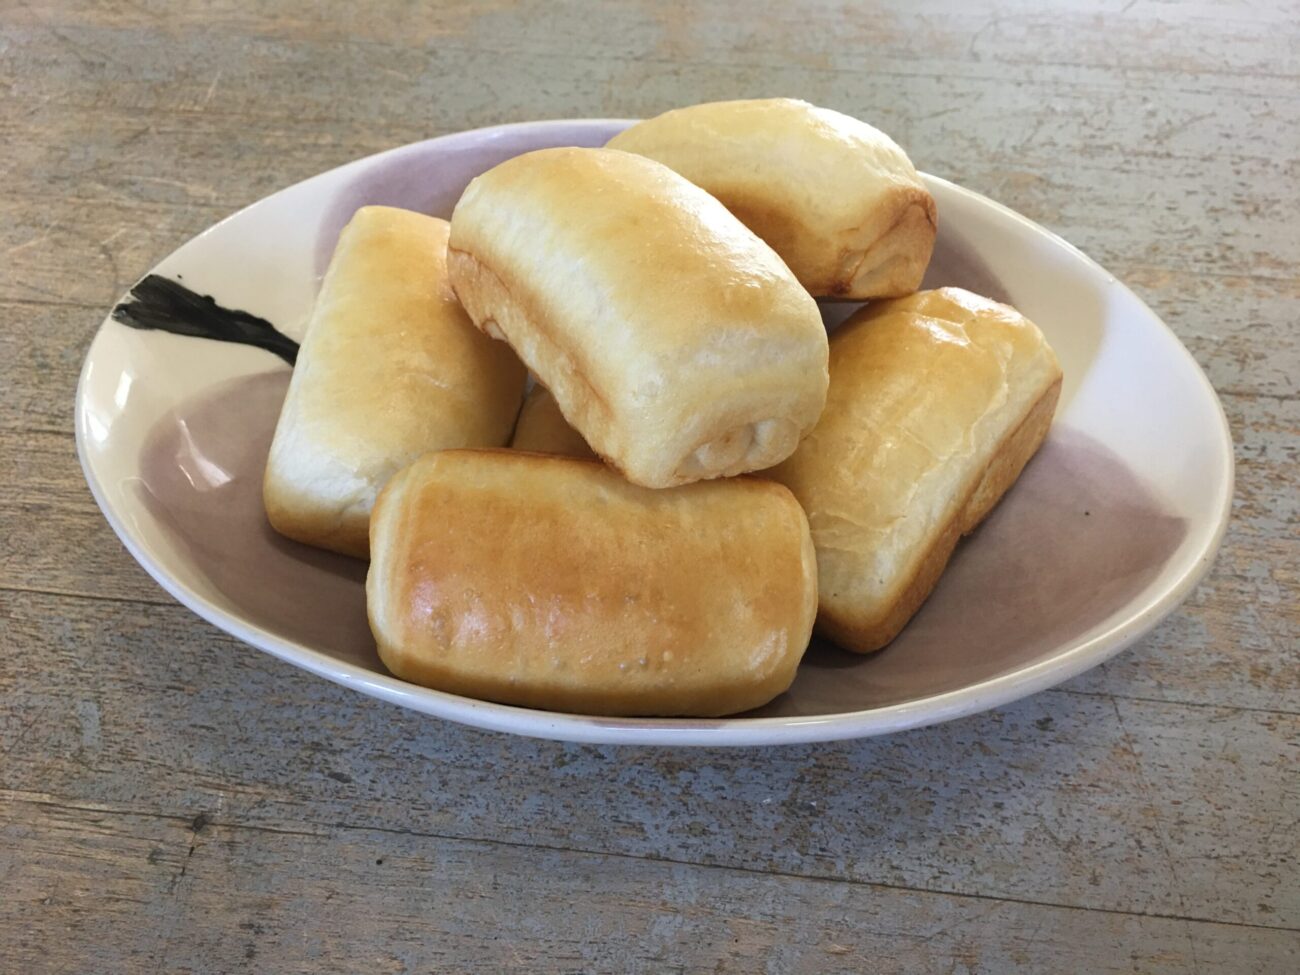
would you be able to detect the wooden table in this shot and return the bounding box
[2,2,1296,971]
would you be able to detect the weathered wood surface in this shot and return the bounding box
[1,1,1296,971]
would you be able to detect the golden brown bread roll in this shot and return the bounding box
[769,287,1062,652]
[264,206,526,558]
[447,146,829,489]
[509,383,596,459]
[367,450,818,716]
[607,98,936,299]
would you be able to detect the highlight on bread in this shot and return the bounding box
[510,383,597,459]
[446,146,829,489]
[607,98,936,300]
[367,450,818,716]
[769,287,1062,653]
[263,206,526,558]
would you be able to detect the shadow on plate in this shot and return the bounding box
[135,365,1185,720]
[136,370,376,670]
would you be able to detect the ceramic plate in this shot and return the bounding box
[75,119,1233,746]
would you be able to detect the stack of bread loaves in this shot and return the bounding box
[263,98,1062,717]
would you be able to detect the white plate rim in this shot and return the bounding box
[74,119,1235,747]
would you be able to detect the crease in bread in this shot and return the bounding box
[447,146,829,489]
[367,449,818,717]
[263,206,527,558]
[510,382,598,459]
[769,287,1063,652]
[607,98,937,299]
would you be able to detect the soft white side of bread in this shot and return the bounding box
[607,98,936,299]
[367,450,818,716]
[447,146,829,488]
[769,287,1063,652]
[263,206,526,558]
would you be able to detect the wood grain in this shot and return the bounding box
[4,798,1298,975]
[1,0,1296,970]
[3,587,1298,930]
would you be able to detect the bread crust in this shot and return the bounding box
[263,206,526,558]
[607,98,937,299]
[814,374,1061,651]
[367,450,818,716]
[769,287,1063,653]
[447,146,829,488]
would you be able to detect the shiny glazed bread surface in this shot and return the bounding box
[367,450,818,716]
[770,287,1062,652]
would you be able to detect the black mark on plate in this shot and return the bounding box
[112,274,299,365]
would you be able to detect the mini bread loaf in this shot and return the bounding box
[769,288,1062,653]
[447,146,829,489]
[510,383,596,459]
[264,206,526,558]
[367,450,818,716]
[607,98,936,299]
